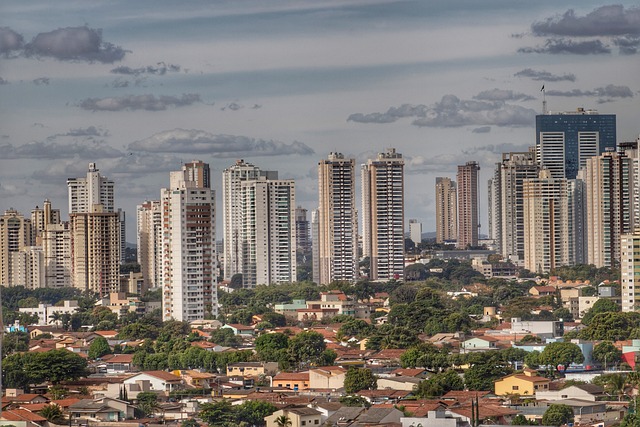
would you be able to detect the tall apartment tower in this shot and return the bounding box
[11,246,45,289]
[536,108,616,180]
[295,207,311,253]
[361,148,405,281]
[523,170,576,273]
[238,178,297,286]
[222,159,276,280]
[31,200,61,241]
[0,209,33,286]
[409,220,422,246]
[584,150,633,268]
[456,162,480,249]
[137,200,162,292]
[42,221,71,288]
[621,234,640,312]
[70,204,121,295]
[618,137,640,232]
[491,150,539,260]
[435,177,457,243]
[161,162,217,322]
[315,153,358,285]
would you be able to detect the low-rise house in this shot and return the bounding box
[221,323,255,336]
[543,399,608,424]
[123,371,183,393]
[401,408,464,427]
[93,380,153,401]
[272,372,310,391]
[0,408,47,427]
[308,366,347,390]
[227,362,278,377]
[494,369,550,396]
[377,375,422,391]
[461,336,498,352]
[100,353,136,373]
[529,286,556,297]
[536,383,605,401]
[265,407,323,427]
[324,406,403,426]
[367,349,406,366]
[68,397,135,422]
[182,370,217,389]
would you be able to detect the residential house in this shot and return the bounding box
[461,336,498,352]
[494,369,550,396]
[308,366,347,390]
[227,362,278,377]
[68,397,135,422]
[272,372,310,391]
[324,406,403,426]
[265,407,323,427]
[123,371,183,393]
[401,408,464,427]
[377,375,422,391]
[0,409,47,427]
[536,384,605,401]
[100,353,136,373]
[93,380,153,401]
[182,370,217,389]
[367,349,406,366]
[529,286,556,297]
[221,323,255,336]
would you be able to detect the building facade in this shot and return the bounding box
[409,219,422,246]
[621,234,640,312]
[295,206,311,253]
[457,162,480,249]
[0,209,33,286]
[137,200,162,293]
[435,177,457,244]
[361,148,405,281]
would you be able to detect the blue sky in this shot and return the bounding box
[1,1,639,238]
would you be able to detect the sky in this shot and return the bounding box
[1,1,639,241]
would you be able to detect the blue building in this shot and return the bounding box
[536,108,616,179]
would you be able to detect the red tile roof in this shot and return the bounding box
[2,409,47,422]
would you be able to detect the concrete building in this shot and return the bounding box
[10,246,44,289]
[70,204,121,295]
[19,300,79,325]
[536,108,616,180]
[42,221,72,288]
[457,161,480,249]
[137,200,162,292]
[409,219,422,246]
[435,177,457,243]
[584,150,633,267]
[361,148,405,281]
[0,209,33,286]
[295,206,311,253]
[161,161,217,321]
[315,153,358,284]
[31,199,61,240]
[523,170,577,273]
[621,234,640,312]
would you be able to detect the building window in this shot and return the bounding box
[512,386,519,390]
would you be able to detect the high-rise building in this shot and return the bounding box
[0,209,33,286]
[295,206,311,253]
[67,162,115,214]
[456,162,480,249]
[583,150,632,267]
[523,170,577,273]
[361,148,405,281]
[238,178,297,286]
[315,153,358,285]
[11,246,44,289]
[70,204,121,295]
[536,108,616,180]
[137,200,162,292]
[491,150,539,260]
[31,199,61,241]
[409,219,422,246]
[435,177,457,244]
[618,137,640,232]
[621,234,640,312]
[42,221,72,288]
[222,159,276,280]
[161,162,217,322]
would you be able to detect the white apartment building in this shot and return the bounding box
[621,234,640,312]
[409,219,422,246]
[19,300,79,325]
[42,221,72,288]
[137,200,162,292]
[435,177,457,243]
[0,209,33,286]
[67,162,115,214]
[10,246,45,289]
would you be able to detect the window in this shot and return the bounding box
[302,422,306,426]
[512,386,519,390]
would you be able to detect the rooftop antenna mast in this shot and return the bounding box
[541,84,547,114]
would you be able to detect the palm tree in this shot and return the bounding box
[39,404,65,423]
[604,374,628,401]
[275,415,292,427]
[49,311,62,325]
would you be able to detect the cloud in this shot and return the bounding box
[0,140,123,160]
[519,38,611,54]
[221,102,243,111]
[546,84,633,98]
[79,93,201,111]
[472,126,491,133]
[514,68,576,82]
[348,95,536,128]
[532,5,640,37]
[24,26,126,63]
[0,182,23,197]
[46,126,110,140]
[32,77,50,85]
[0,77,8,85]
[128,129,315,157]
[110,62,180,76]
[614,36,640,54]
[0,27,24,54]
[473,88,535,102]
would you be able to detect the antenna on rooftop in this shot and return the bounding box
[541,84,547,114]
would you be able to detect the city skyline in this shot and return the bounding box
[1,1,639,239]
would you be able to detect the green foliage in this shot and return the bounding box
[463,354,513,391]
[211,328,242,347]
[542,404,574,426]
[400,342,451,371]
[287,331,327,369]
[118,322,160,340]
[2,331,30,356]
[136,392,159,416]
[339,395,371,408]
[579,312,640,341]
[180,419,200,427]
[235,400,278,426]
[365,325,420,350]
[39,404,65,423]
[620,413,640,427]
[337,319,375,340]
[581,298,620,325]
[413,370,464,398]
[511,414,535,425]
[539,342,584,373]
[88,336,112,360]
[551,264,619,285]
[255,333,289,362]
[2,349,89,388]
[344,367,377,394]
[592,340,622,367]
[199,399,277,427]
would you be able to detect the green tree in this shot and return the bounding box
[136,392,159,416]
[464,360,513,391]
[337,319,375,340]
[542,404,574,426]
[210,328,242,347]
[88,336,112,360]
[511,414,534,425]
[287,331,326,369]
[592,340,622,369]
[235,400,277,426]
[180,419,200,427]
[365,325,420,350]
[539,341,584,373]
[39,404,65,423]
[344,367,377,394]
[275,415,293,427]
[255,333,289,362]
[400,342,451,372]
[27,349,89,385]
[579,312,640,341]
[413,369,464,398]
[581,298,620,325]
[199,400,235,426]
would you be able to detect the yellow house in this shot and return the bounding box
[272,372,310,391]
[494,369,550,396]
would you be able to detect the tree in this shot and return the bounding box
[287,331,326,368]
[592,340,622,369]
[344,367,377,394]
[539,342,584,373]
[579,312,640,341]
[199,400,235,426]
[275,415,293,427]
[542,404,574,426]
[39,404,65,423]
[337,319,375,340]
[88,336,112,360]
[235,400,277,426]
[255,333,289,362]
[464,359,513,391]
[511,414,535,425]
[581,298,620,325]
[400,343,451,372]
[180,419,199,427]
[25,349,89,385]
[413,370,464,398]
[136,392,159,416]
[210,328,242,347]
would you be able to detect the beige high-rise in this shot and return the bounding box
[621,234,640,312]
[456,161,480,249]
[0,209,33,286]
[315,153,358,285]
[435,177,457,244]
[137,200,162,293]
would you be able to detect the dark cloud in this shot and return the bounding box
[251,104,262,109]
[0,77,8,85]
[613,36,640,54]
[473,88,535,102]
[0,181,22,197]
[128,129,315,157]
[348,95,536,128]
[110,62,180,76]
[32,77,50,85]
[0,140,123,160]
[46,126,110,140]
[79,93,201,111]
[25,26,126,63]
[221,102,243,111]
[0,27,24,54]
[546,84,633,98]
[514,68,576,82]
[532,5,640,37]
[472,126,491,133]
[111,78,129,88]
[519,38,611,54]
